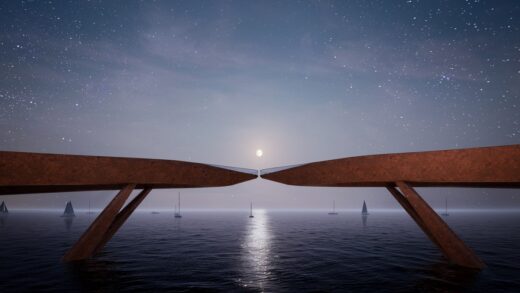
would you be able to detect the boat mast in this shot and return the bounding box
[249,201,254,218]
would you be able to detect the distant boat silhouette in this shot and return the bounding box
[61,201,75,217]
[362,200,369,216]
[441,198,449,216]
[151,211,160,214]
[328,200,338,215]
[86,199,95,214]
[174,192,182,218]
[249,202,254,218]
[0,201,8,214]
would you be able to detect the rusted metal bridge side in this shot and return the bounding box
[261,144,520,269]
[0,151,257,262]
[1,145,519,268]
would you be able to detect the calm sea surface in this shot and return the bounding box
[1,210,519,292]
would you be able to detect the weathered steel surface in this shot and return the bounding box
[386,185,438,245]
[259,145,519,269]
[260,145,520,187]
[63,184,136,262]
[0,151,257,195]
[390,183,484,269]
[93,188,152,255]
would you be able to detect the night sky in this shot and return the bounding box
[1,1,519,210]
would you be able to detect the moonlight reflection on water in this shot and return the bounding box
[241,209,272,290]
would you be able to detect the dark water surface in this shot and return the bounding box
[1,210,519,292]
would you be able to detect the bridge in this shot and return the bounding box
[1,144,519,268]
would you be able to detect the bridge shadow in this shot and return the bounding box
[66,259,140,292]
[413,261,481,292]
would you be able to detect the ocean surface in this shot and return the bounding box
[1,210,519,292]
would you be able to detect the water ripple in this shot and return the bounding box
[0,211,519,292]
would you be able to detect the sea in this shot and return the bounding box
[0,210,519,292]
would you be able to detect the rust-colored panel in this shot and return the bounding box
[0,151,257,195]
[63,184,136,262]
[388,184,484,269]
[261,145,520,187]
[395,182,484,269]
[93,188,152,255]
[386,185,435,244]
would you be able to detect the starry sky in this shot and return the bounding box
[1,0,519,210]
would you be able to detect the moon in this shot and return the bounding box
[256,149,263,157]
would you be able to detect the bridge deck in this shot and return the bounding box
[0,151,257,195]
[260,144,520,187]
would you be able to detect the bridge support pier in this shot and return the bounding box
[93,187,152,255]
[387,181,484,269]
[63,184,151,262]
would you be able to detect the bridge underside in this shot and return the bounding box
[261,145,520,269]
[0,151,257,262]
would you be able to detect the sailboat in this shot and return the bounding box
[86,199,95,214]
[249,202,254,218]
[61,201,75,217]
[0,201,8,214]
[441,198,449,216]
[174,192,182,218]
[362,200,369,216]
[328,200,338,215]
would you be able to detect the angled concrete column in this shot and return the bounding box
[391,181,484,269]
[63,184,136,262]
[93,188,152,255]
